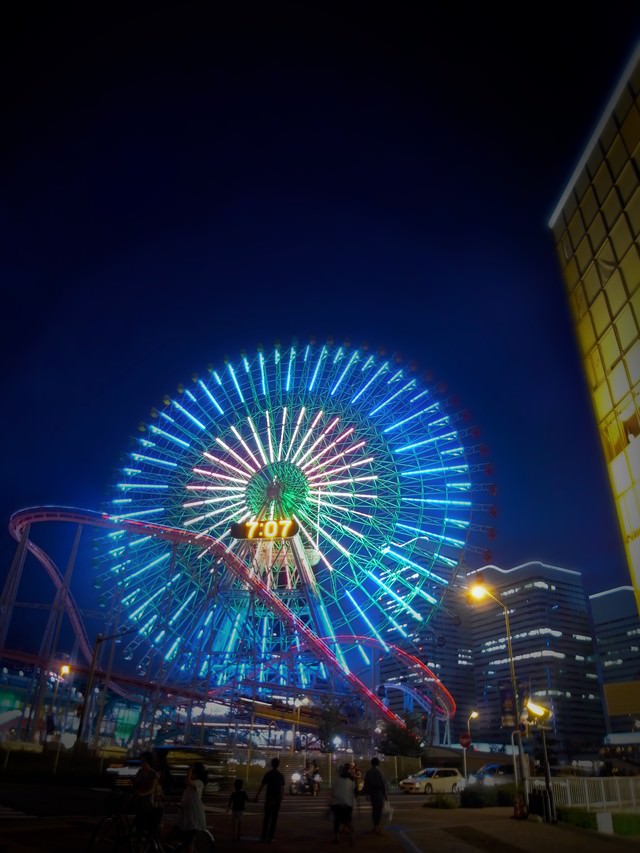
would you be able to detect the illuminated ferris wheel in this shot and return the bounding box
[95,341,490,711]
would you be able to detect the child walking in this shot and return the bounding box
[227,778,249,842]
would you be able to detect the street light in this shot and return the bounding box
[291,696,309,755]
[51,663,71,722]
[74,627,136,752]
[526,699,555,822]
[52,664,71,774]
[467,710,479,735]
[470,583,527,791]
[463,710,478,779]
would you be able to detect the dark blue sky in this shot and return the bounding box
[3,4,640,605]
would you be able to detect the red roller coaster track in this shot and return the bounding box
[5,506,455,727]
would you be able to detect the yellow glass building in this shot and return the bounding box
[549,43,640,615]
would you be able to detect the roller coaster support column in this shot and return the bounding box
[75,633,102,751]
[0,521,30,651]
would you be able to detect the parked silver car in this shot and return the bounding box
[399,766,465,794]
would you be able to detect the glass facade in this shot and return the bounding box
[549,44,640,615]
[589,585,640,733]
[467,562,605,758]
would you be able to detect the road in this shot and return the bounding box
[0,783,638,852]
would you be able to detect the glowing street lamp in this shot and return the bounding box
[526,699,555,822]
[470,583,526,790]
[291,696,309,755]
[50,663,71,728]
[467,710,479,735]
[463,710,478,779]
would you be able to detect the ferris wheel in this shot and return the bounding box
[95,341,491,713]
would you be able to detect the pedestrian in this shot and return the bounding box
[329,762,357,845]
[131,751,163,836]
[227,778,249,841]
[179,762,214,852]
[254,756,285,843]
[362,757,388,835]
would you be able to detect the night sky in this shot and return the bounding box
[3,4,640,618]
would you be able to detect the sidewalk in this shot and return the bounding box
[0,795,638,852]
[208,803,640,853]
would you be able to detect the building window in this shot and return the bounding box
[626,185,640,235]
[607,134,629,179]
[617,161,638,205]
[600,325,620,369]
[626,341,640,385]
[594,161,613,203]
[596,239,617,283]
[594,380,613,420]
[577,312,596,354]
[620,245,639,296]
[611,214,633,258]
[620,103,640,153]
[615,303,638,351]
[610,361,630,404]
[605,271,627,316]
[602,186,623,229]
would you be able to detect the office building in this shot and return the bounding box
[589,585,640,735]
[467,562,605,759]
[549,43,640,615]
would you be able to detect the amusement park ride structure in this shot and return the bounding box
[0,342,496,749]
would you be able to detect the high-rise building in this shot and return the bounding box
[378,581,475,746]
[589,585,640,734]
[548,43,640,615]
[466,562,605,760]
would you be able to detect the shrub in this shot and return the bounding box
[460,785,498,808]
[423,794,458,809]
[612,812,640,836]
[555,806,597,830]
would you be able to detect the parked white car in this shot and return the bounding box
[399,766,465,794]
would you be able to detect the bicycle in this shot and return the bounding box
[89,792,181,853]
[89,800,214,853]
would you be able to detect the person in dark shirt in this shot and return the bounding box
[362,756,388,834]
[227,778,249,841]
[255,757,285,842]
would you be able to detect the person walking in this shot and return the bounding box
[131,751,163,836]
[362,757,388,835]
[255,756,285,843]
[227,778,250,842]
[179,762,214,852]
[329,762,357,845]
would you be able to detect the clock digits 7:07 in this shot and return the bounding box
[229,518,299,540]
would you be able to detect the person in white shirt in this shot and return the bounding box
[329,762,357,845]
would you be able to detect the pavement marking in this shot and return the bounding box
[393,826,424,853]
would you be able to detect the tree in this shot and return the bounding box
[378,713,422,756]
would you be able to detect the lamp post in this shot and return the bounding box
[291,696,309,755]
[470,584,527,792]
[51,663,71,724]
[463,710,478,780]
[526,700,555,823]
[74,626,136,752]
[52,663,71,776]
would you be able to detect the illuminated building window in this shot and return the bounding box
[621,249,639,296]
[594,380,613,420]
[616,304,637,350]
[625,341,640,386]
[610,361,630,403]
[611,214,633,257]
[603,187,623,228]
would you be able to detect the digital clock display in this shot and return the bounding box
[230,518,299,540]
